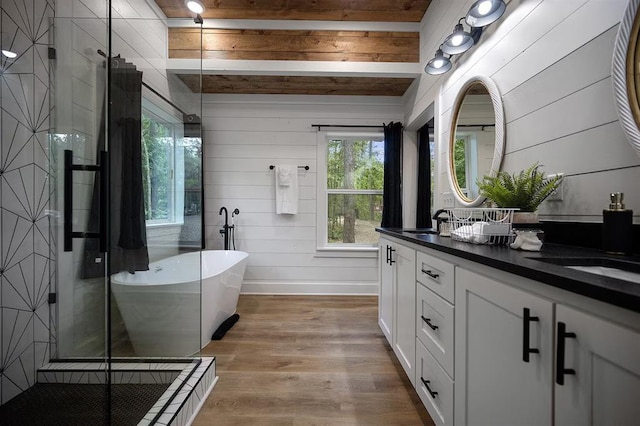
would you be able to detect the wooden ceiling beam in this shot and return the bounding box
[177,74,414,96]
[168,28,420,63]
[155,0,432,22]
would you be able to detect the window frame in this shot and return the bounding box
[316,131,384,254]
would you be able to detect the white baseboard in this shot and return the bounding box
[241,280,378,295]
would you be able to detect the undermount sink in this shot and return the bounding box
[528,257,640,284]
[403,229,439,236]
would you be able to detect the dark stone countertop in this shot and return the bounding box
[377,228,640,313]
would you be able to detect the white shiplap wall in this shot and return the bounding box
[202,94,403,294]
[405,0,640,222]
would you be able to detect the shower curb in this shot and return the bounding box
[36,357,217,425]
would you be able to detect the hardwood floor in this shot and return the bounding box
[196,295,434,425]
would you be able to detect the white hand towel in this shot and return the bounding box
[275,165,298,214]
[277,166,292,186]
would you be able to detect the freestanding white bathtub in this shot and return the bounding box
[111,250,249,357]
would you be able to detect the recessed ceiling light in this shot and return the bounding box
[186,0,205,14]
[2,49,17,58]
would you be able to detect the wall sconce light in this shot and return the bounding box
[466,0,506,28]
[425,47,452,75]
[442,19,475,55]
[424,0,506,75]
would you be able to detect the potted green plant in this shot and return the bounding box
[477,163,563,223]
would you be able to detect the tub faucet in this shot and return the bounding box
[219,207,233,250]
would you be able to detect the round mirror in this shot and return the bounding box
[613,0,640,158]
[448,75,505,207]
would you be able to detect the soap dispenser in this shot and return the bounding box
[602,192,633,255]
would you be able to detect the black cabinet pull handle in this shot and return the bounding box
[389,247,396,265]
[421,269,440,279]
[522,308,540,363]
[385,245,390,264]
[421,315,439,330]
[556,322,577,385]
[420,377,438,399]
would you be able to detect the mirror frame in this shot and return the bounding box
[447,75,505,207]
[613,0,640,158]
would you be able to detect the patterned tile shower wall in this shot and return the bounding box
[0,0,54,405]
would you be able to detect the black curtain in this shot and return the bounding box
[416,120,434,228]
[381,122,403,228]
[83,57,149,277]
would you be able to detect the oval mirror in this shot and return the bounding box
[448,75,505,207]
[613,0,640,158]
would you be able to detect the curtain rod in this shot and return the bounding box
[311,124,384,131]
[97,49,192,118]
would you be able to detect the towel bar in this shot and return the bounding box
[269,165,309,170]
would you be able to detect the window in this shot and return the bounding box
[141,99,185,226]
[318,133,384,249]
[454,133,479,198]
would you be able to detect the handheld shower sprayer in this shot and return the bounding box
[231,209,240,250]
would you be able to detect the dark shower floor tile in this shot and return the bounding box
[0,383,169,426]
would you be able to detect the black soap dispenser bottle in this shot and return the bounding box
[602,192,633,255]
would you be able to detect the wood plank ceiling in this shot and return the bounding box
[155,0,431,22]
[157,1,432,95]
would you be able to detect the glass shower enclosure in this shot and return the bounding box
[0,0,206,423]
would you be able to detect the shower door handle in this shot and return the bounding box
[63,150,108,252]
[98,151,108,253]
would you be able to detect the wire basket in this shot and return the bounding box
[447,208,518,245]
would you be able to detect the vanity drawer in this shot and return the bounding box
[416,251,455,303]
[416,282,454,377]
[416,339,454,426]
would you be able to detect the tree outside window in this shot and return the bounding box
[142,112,175,221]
[326,137,384,245]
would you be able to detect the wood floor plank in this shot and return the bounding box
[195,295,433,425]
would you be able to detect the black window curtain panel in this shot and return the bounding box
[83,57,149,278]
[416,122,433,228]
[381,122,403,228]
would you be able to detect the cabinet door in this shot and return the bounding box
[455,268,553,426]
[378,238,393,344]
[393,243,416,385]
[555,305,640,425]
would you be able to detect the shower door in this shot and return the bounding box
[52,4,204,358]
[47,1,204,423]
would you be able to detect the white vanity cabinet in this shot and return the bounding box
[378,236,416,384]
[377,232,640,426]
[554,304,640,425]
[378,237,394,343]
[454,268,554,426]
[454,267,640,426]
[415,250,457,426]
